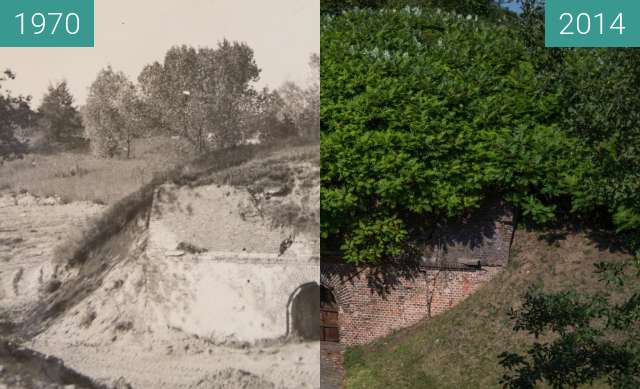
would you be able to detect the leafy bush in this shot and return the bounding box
[320,0,505,18]
[321,7,588,263]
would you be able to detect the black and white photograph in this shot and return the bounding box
[0,1,320,388]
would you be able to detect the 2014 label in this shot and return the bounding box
[559,12,625,35]
[546,0,640,47]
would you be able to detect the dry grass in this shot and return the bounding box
[0,137,192,205]
[343,229,634,389]
[201,144,320,234]
[53,139,313,266]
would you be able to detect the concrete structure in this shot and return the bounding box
[145,180,321,343]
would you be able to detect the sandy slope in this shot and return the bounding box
[1,149,321,389]
[31,340,319,389]
[0,193,104,319]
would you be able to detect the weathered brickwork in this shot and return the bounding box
[321,200,514,345]
[422,198,514,267]
[322,265,501,345]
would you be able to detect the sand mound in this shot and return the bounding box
[22,148,320,388]
[188,368,277,389]
[0,193,104,320]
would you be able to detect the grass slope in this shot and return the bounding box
[0,136,192,204]
[343,229,633,389]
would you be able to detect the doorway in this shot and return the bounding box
[320,285,339,342]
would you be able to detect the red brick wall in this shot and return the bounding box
[322,265,502,345]
[320,199,514,345]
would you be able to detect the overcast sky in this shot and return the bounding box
[1,0,320,106]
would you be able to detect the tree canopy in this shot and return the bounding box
[38,81,83,142]
[320,6,639,264]
[84,67,137,158]
[0,70,32,161]
[138,40,261,151]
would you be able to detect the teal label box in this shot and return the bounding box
[546,0,640,47]
[0,0,94,47]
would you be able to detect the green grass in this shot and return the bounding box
[343,230,633,389]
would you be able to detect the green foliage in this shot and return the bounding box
[37,81,83,142]
[321,0,504,18]
[500,272,640,388]
[321,6,640,264]
[321,7,583,263]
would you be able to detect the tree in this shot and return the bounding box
[38,81,83,142]
[248,88,297,143]
[321,0,505,18]
[500,262,640,388]
[498,5,640,386]
[0,70,32,161]
[303,53,320,139]
[321,7,582,263]
[84,67,139,158]
[138,40,261,152]
[277,54,320,139]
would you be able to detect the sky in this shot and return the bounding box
[500,1,522,13]
[0,0,320,106]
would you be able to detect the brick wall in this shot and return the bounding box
[320,199,514,345]
[322,265,502,345]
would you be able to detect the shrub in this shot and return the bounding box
[321,7,588,263]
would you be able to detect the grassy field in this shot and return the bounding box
[343,229,633,389]
[0,137,193,204]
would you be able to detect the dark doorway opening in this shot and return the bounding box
[320,285,339,342]
[291,282,321,340]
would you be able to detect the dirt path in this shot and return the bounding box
[0,193,104,319]
[320,342,344,389]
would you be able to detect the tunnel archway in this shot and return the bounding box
[320,285,339,342]
[290,282,320,340]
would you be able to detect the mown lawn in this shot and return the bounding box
[343,230,632,389]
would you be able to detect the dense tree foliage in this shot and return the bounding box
[0,70,32,161]
[322,8,574,263]
[38,81,83,142]
[84,67,140,158]
[494,4,640,387]
[138,41,261,151]
[320,0,504,17]
[322,2,640,386]
[278,57,320,140]
[500,273,640,388]
[321,6,639,265]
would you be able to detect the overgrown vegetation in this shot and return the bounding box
[343,230,634,389]
[320,5,639,265]
[323,1,640,387]
[320,0,509,18]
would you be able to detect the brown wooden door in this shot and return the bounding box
[320,307,339,342]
